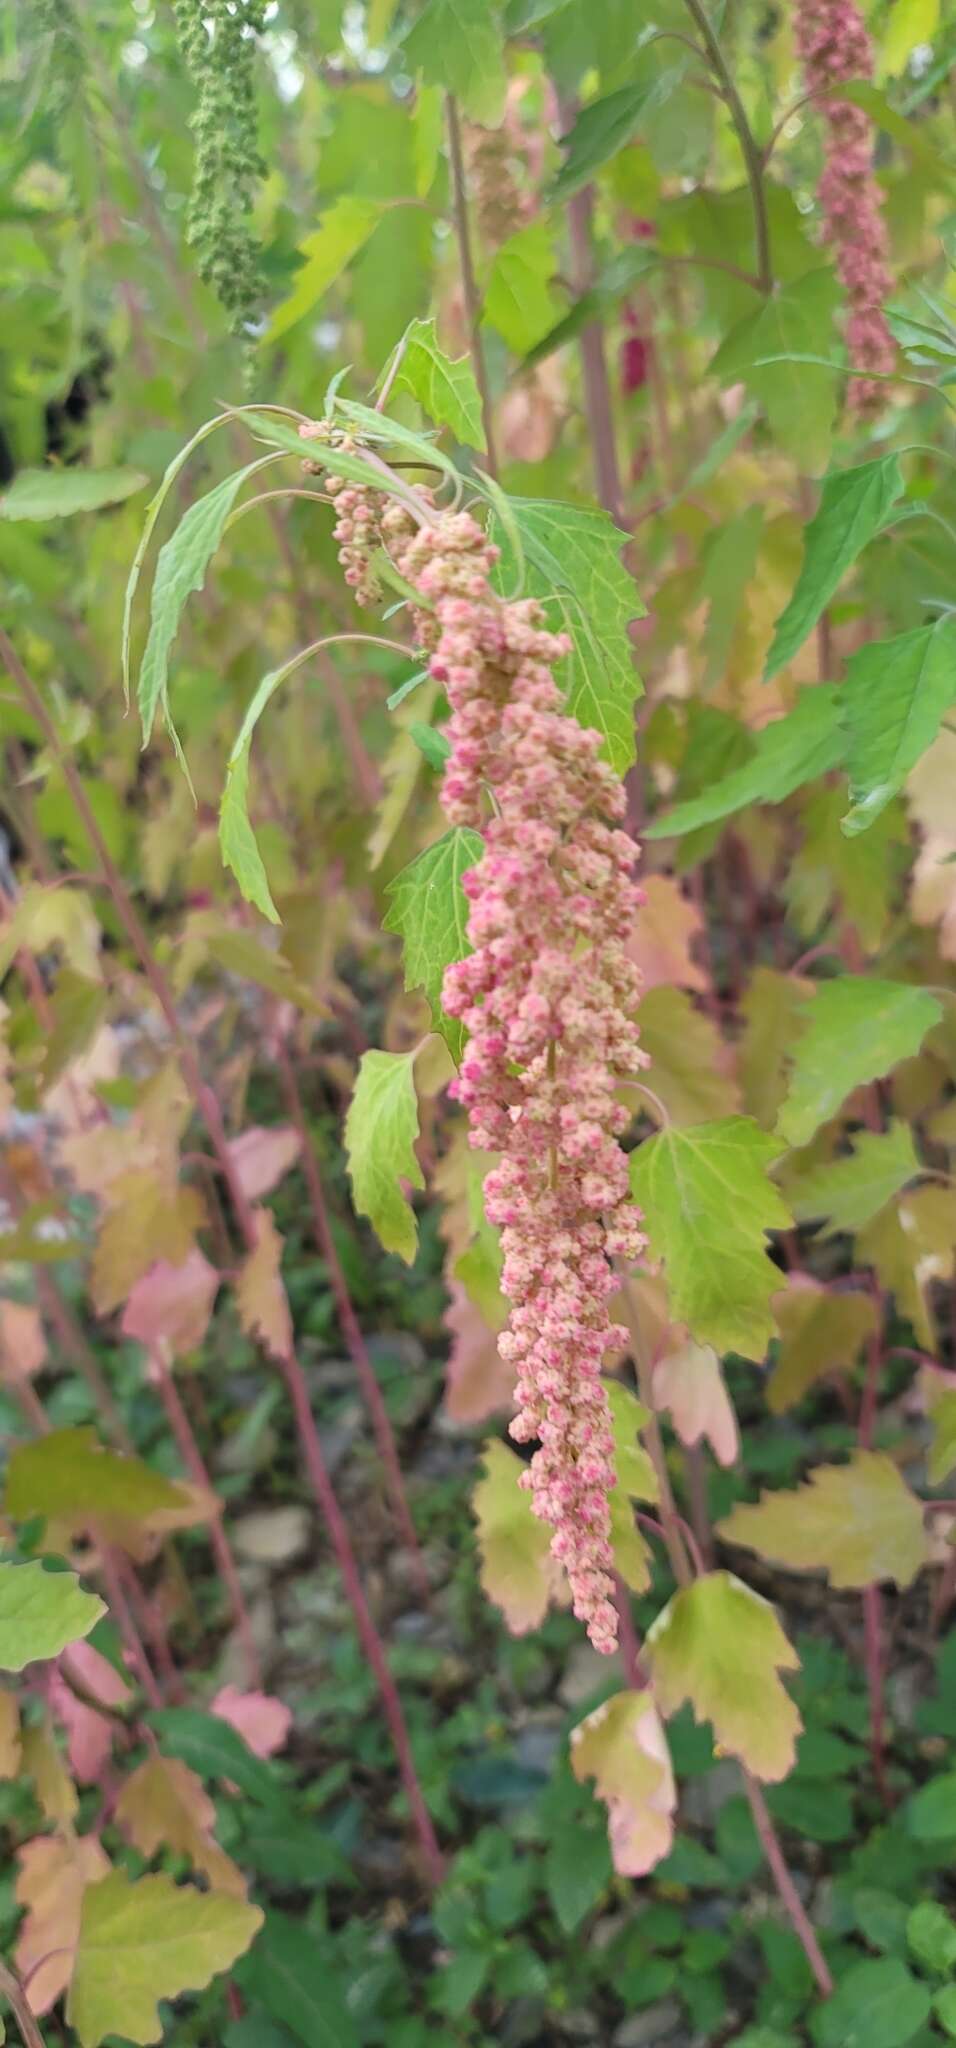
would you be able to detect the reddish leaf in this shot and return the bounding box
[48,1640,131,1784]
[121,1249,220,1360]
[226,1126,301,1203]
[443,1282,515,1423]
[211,1684,293,1759]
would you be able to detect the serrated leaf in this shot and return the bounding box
[0,1559,103,1671]
[711,270,842,468]
[484,222,560,355]
[266,199,383,342]
[767,1279,878,1412]
[401,0,506,124]
[841,619,956,834]
[490,496,643,773]
[860,1185,956,1351]
[91,1175,206,1316]
[345,1048,423,1262]
[570,1691,676,1876]
[1,466,147,521]
[116,1757,246,1897]
[717,1451,930,1589]
[907,1900,956,1975]
[68,1869,262,2048]
[811,1957,931,2048]
[739,968,813,1130]
[647,1571,801,1782]
[138,463,265,743]
[5,1430,204,1549]
[765,458,904,680]
[646,687,845,840]
[775,979,942,1148]
[787,1122,921,1235]
[383,828,483,1060]
[393,316,486,449]
[635,986,740,1123]
[629,1118,791,1360]
[473,1440,561,1634]
[552,80,671,201]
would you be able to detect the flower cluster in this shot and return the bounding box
[172,0,266,341]
[795,0,894,411]
[299,421,386,607]
[389,509,647,1651]
[465,123,532,250]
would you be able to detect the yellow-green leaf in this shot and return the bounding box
[1,466,147,521]
[717,1451,930,1589]
[570,1691,676,1876]
[786,1121,921,1235]
[393,316,486,450]
[6,1429,204,1548]
[0,1559,104,1672]
[472,1439,561,1635]
[402,0,506,126]
[266,199,383,342]
[767,1279,878,1413]
[345,1048,424,1262]
[647,1571,801,1782]
[68,1869,262,2048]
[383,827,483,1061]
[635,986,740,1124]
[605,1382,659,1501]
[484,222,560,356]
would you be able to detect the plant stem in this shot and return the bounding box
[560,122,626,527]
[0,1957,48,2048]
[273,1027,430,1603]
[148,1346,262,1686]
[744,1774,834,1995]
[445,93,499,477]
[0,626,444,1886]
[858,1299,890,1804]
[680,0,773,292]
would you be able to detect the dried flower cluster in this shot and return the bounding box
[795,0,894,411]
[465,123,532,249]
[387,506,647,1652]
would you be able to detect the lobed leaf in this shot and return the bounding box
[383,827,484,1062]
[841,617,956,834]
[717,1451,930,1589]
[646,687,845,840]
[629,1117,791,1360]
[68,1869,262,2048]
[0,1559,103,1672]
[392,315,486,449]
[764,456,903,680]
[775,978,942,1148]
[647,1571,801,1783]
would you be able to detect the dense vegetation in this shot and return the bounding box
[2,0,956,2043]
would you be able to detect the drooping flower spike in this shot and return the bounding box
[794,0,895,412]
[385,506,647,1652]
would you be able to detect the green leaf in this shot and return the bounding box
[6,1428,200,1540]
[787,1122,921,1234]
[841,618,956,834]
[635,986,740,1124]
[219,642,334,924]
[765,458,904,680]
[711,270,842,469]
[68,1869,262,2048]
[383,827,483,1061]
[880,0,939,76]
[266,198,383,341]
[147,1707,284,1805]
[1,465,147,521]
[717,1452,930,1590]
[409,720,451,769]
[545,1816,612,1934]
[392,316,486,450]
[907,1900,956,1976]
[647,1571,801,1783]
[811,1958,931,2048]
[235,1912,359,2048]
[629,1118,791,1359]
[905,1773,956,1842]
[138,462,267,743]
[473,1439,558,1634]
[402,0,507,124]
[646,687,845,839]
[774,978,942,1148]
[489,496,643,773]
[0,1558,104,1671]
[936,1985,956,2039]
[122,412,235,705]
[552,80,669,200]
[345,1048,424,1262]
[483,222,560,356]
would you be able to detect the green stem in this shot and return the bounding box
[680,0,773,292]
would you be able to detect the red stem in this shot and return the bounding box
[149,1347,262,1686]
[744,1775,834,1995]
[0,627,443,1884]
[274,1029,430,1604]
[562,136,625,528]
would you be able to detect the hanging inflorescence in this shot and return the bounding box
[172,0,267,341]
[382,505,648,1654]
[795,0,894,412]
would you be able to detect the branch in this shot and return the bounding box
[680,0,773,291]
[0,1958,48,2048]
